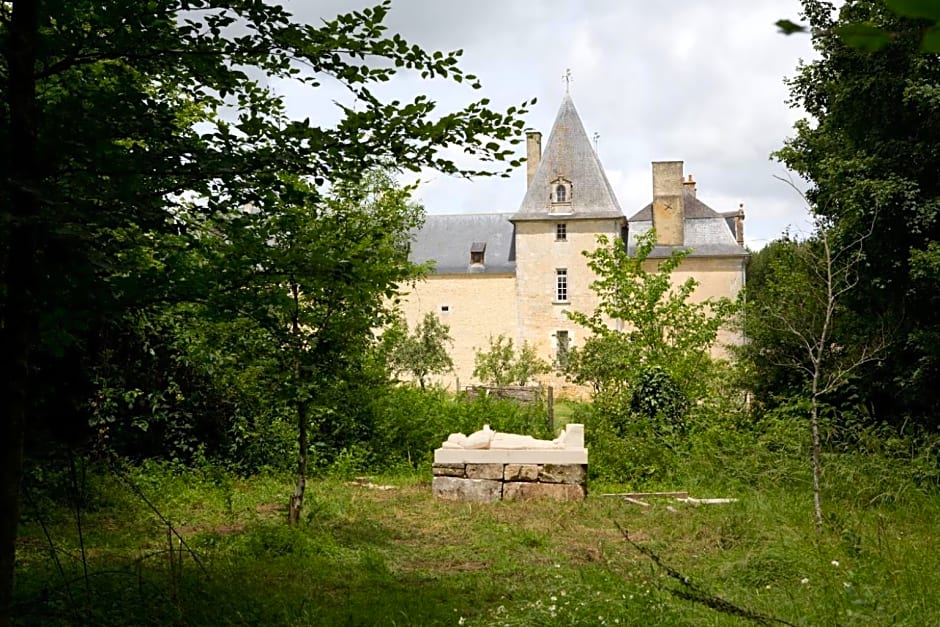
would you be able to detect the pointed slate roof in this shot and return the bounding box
[511,94,624,221]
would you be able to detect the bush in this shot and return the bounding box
[362,385,554,473]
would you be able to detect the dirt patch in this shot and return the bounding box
[256,502,285,515]
[176,523,245,536]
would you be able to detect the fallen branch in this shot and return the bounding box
[616,522,796,626]
[601,491,689,499]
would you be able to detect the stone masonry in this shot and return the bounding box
[431,423,588,503]
[432,462,587,503]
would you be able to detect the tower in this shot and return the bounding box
[510,95,626,372]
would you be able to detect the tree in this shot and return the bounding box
[0,1,532,620]
[473,335,517,387]
[565,229,736,413]
[512,341,551,386]
[743,217,883,533]
[775,0,940,428]
[201,171,422,523]
[385,312,455,389]
[472,335,550,388]
[778,0,940,52]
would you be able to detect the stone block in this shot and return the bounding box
[465,463,504,480]
[503,482,585,502]
[432,463,466,478]
[434,448,588,464]
[540,464,587,485]
[504,464,540,482]
[432,477,502,503]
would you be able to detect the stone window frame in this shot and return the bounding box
[555,268,569,303]
[550,177,572,206]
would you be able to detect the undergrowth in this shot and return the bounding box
[13,437,940,626]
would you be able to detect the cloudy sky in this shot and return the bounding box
[277,1,819,249]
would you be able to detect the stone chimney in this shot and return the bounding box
[735,204,745,246]
[525,130,542,188]
[652,161,685,246]
[683,174,696,198]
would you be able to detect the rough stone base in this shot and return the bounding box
[432,476,503,503]
[431,463,587,502]
[503,482,585,502]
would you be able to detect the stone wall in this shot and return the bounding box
[432,462,586,503]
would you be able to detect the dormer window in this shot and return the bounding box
[470,241,486,265]
[550,177,572,208]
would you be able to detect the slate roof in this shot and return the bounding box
[512,94,624,222]
[409,213,516,274]
[626,189,747,258]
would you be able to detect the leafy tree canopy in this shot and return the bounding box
[384,311,455,389]
[473,335,550,388]
[565,229,737,407]
[775,0,940,425]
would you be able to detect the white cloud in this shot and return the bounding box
[279,0,818,248]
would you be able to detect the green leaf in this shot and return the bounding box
[776,19,807,35]
[886,0,940,21]
[835,22,892,51]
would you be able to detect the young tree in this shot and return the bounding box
[512,341,551,386]
[472,335,551,388]
[385,312,455,389]
[473,335,517,388]
[565,229,736,413]
[746,218,883,533]
[199,171,422,524]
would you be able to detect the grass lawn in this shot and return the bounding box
[13,466,940,625]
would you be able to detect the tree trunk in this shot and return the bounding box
[288,401,308,525]
[1,1,40,624]
[810,393,823,534]
[287,277,307,525]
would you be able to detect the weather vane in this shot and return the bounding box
[562,68,572,93]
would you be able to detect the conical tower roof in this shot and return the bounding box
[512,94,623,221]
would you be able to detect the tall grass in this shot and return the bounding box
[13,388,940,625]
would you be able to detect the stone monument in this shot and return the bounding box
[432,424,588,503]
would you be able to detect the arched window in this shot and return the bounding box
[555,184,567,203]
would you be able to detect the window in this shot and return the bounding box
[556,223,567,241]
[555,268,568,302]
[470,241,486,265]
[440,305,450,313]
[556,330,570,367]
[550,178,572,207]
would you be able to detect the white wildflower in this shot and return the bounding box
[831,560,840,567]
[801,577,810,584]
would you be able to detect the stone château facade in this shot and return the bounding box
[399,94,747,395]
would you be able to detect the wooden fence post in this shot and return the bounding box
[547,386,555,432]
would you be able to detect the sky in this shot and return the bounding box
[276,1,819,249]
